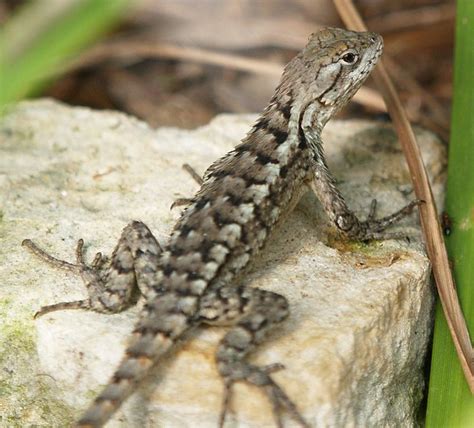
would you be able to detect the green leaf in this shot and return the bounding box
[426,0,474,426]
[0,0,129,108]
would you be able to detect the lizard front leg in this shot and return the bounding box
[199,285,309,428]
[23,220,162,317]
[171,163,204,209]
[303,126,420,241]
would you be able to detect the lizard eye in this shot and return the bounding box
[340,51,358,65]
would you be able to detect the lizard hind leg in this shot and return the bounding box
[23,220,162,317]
[199,285,310,428]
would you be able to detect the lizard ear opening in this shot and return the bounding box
[340,50,359,66]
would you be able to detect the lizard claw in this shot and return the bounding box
[262,362,286,374]
[352,199,423,241]
[22,238,106,317]
[219,363,310,428]
[22,238,82,272]
[170,197,194,210]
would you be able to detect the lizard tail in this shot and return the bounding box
[76,300,196,427]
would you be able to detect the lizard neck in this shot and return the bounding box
[262,89,328,150]
[300,100,325,136]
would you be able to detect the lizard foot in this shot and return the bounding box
[170,163,203,210]
[22,238,107,318]
[219,363,310,428]
[351,198,423,241]
[22,238,106,272]
[170,197,194,210]
[23,220,161,318]
[182,163,203,185]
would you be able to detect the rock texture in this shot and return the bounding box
[0,100,446,427]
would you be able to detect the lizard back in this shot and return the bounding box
[76,27,384,427]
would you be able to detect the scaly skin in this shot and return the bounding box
[23,28,418,427]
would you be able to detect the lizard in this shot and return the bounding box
[22,27,420,427]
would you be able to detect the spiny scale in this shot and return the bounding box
[23,28,419,427]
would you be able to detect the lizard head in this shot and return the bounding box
[279,27,383,130]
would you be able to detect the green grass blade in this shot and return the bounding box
[426,0,474,426]
[0,0,129,107]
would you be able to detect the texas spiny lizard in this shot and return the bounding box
[23,28,419,427]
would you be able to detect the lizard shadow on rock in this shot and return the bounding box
[331,125,411,190]
[322,124,418,228]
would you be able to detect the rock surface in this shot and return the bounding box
[0,100,446,427]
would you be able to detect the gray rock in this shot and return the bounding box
[0,100,446,427]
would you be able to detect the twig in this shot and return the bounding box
[333,0,474,393]
[71,39,451,137]
[66,40,386,113]
[366,3,455,33]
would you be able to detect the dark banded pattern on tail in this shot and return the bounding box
[77,298,195,426]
